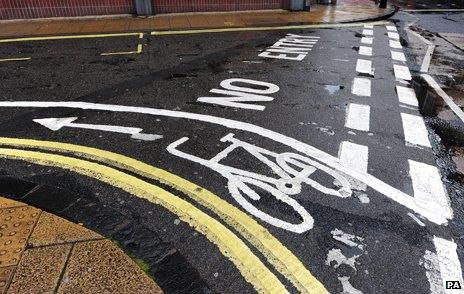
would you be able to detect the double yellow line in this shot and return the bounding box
[0,137,327,293]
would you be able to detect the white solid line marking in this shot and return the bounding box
[0,57,31,62]
[401,113,431,147]
[339,141,369,191]
[388,32,400,40]
[405,24,435,73]
[362,29,373,36]
[394,64,412,81]
[356,59,372,75]
[386,25,397,32]
[391,51,406,62]
[422,74,464,123]
[352,77,371,97]
[358,46,372,56]
[433,237,464,292]
[364,24,374,29]
[345,103,370,131]
[361,37,373,44]
[0,100,453,225]
[396,86,418,107]
[389,40,402,49]
[409,160,452,220]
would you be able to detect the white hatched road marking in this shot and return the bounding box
[339,141,369,191]
[345,103,370,131]
[361,37,373,45]
[396,86,419,107]
[394,64,412,81]
[391,51,406,62]
[401,113,431,147]
[352,77,371,96]
[356,59,372,75]
[389,40,402,49]
[359,46,372,56]
[388,32,400,40]
[433,237,464,294]
[362,29,373,36]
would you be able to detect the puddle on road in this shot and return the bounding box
[323,84,344,95]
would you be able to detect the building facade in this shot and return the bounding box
[0,0,292,20]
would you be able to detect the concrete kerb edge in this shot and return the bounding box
[0,175,210,293]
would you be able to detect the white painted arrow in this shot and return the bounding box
[33,117,163,141]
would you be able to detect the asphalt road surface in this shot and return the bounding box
[0,22,463,293]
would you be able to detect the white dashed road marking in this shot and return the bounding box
[389,40,402,49]
[409,160,452,220]
[361,37,373,45]
[396,86,419,107]
[393,64,412,81]
[345,103,370,131]
[362,29,373,36]
[391,51,406,62]
[352,77,371,96]
[401,113,431,147]
[356,59,372,75]
[433,237,464,293]
[386,25,397,32]
[387,32,400,40]
[339,141,369,191]
[358,46,372,56]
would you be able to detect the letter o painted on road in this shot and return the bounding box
[220,78,280,94]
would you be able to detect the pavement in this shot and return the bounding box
[0,0,395,38]
[0,195,162,293]
[1,1,464,294]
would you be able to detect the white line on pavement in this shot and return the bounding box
[386,25,397,32]
[409,160,452,220]
[388,32,400,40]
[345,103,370,131]
[396,86,419,107]
[358,46,372,56]
[389,40,402,49]
[339,141,369,191]
[391,51,406,62]
[401,113,431,147]
[364,24,374,29]
[352,77,371,97]
[356,59,372,75]
[433,237,464,293]
[422,74,464,123]
[362,29,373,36]
[361,37,373,45]
[394,64,412,81]
[405,24,435,73]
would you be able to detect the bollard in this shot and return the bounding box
[379,0,387,8]
[135,0,152,16]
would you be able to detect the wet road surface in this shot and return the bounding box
[0,22,462,293]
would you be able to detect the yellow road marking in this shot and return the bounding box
[0,147,286,293]
[0,57,31,62]
[0,32,143,43]
[101,34,144,56]
[151,20,390,36]
[0,137,327,293]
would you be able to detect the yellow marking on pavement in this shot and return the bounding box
[0,137,328,293]
[100,45,143,56]
[0,57,31,62]
[151,20,390,36]
[0,32,143,43]
[0,147,287,294]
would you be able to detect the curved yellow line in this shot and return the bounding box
[0,138,328,293]
[0,148,286,293]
